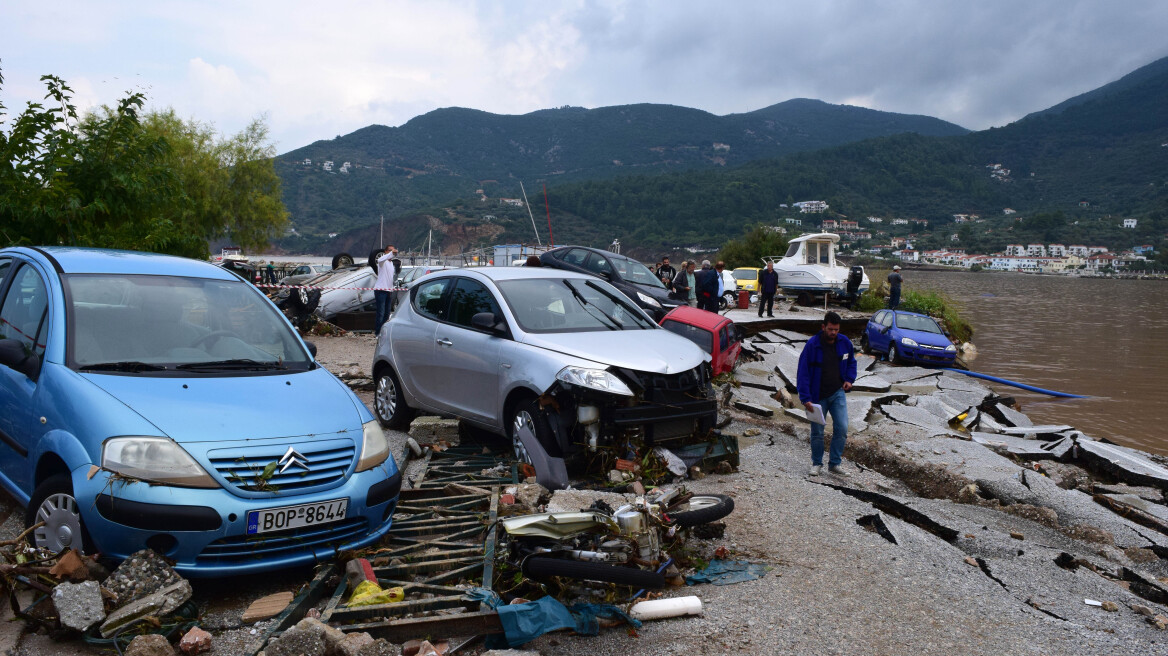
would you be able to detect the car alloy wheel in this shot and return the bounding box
[33,491,84,553]
[889,343,899,364]
[376,374,397,419]
[374,368,415,429]
[512,410,536,464]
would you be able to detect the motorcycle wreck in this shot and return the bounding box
[499,485,734,592]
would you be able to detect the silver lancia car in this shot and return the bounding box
[371,267,718,489]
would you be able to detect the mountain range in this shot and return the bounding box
[274,55,1168,257]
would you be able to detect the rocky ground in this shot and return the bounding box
[1,329,1166,655]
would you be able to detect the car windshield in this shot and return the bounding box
[733,269,757,281]
[496,278,658,333]
[65,274,312,374]
[612,256,665,289]
[896,314,944,334]
[661,319,713,352]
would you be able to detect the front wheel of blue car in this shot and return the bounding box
[888,342,901,365]
[26,474,91,554]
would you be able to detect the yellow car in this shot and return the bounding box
[732,267,762,292]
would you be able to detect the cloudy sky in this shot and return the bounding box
[3,1,1167,154]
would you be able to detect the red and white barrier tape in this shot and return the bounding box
[257,283,407,292]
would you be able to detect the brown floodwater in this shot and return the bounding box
[906,270,1168,456]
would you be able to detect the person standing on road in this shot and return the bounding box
[887,265,903,309]
[265,262,276,285]
[715,261,727,307]
[374,245,400,333]
[695,260,719,312]
[674,261,697,307]
[658,257,676,290]
[796,311,857,476]
[759,262,779,317]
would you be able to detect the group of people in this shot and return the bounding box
[653,257,729,313]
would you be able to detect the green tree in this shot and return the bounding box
[0,69,287,258]
[717,224,789,269]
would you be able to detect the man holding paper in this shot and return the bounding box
[797,311,858,477]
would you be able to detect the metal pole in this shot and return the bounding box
[519,181,542,247]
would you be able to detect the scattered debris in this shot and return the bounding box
[51,580,105,631]
[685,559,770,586]
[124,634,177,656]
[242,591,295,624]
[178,626,213,655]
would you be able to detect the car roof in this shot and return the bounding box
[546,245,639,264]
[434,265,597,282]
[890,310,932,320]
[5,246,236,280]
[660,305,729,331]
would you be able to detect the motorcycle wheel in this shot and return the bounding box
[523,556,666,589]
[668,494,735,527]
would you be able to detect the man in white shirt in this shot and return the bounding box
[374,245,400,332]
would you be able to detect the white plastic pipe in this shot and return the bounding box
[629,596,703,621]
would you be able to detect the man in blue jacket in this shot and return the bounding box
[694,260,720,312]
[796,311,857,476]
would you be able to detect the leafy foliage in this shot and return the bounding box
[0,69,287,257]
[897,290,973,343]
[716,225,789,269]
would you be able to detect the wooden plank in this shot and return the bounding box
[343,610,505,643]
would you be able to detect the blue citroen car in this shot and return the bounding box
[860,309,957,366]
[0,247,400,576]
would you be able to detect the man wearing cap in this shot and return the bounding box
[887,265,903,309]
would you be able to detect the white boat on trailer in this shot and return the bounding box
[763,232,869,305]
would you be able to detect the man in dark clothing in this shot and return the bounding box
[694,260,720,312]
[796,312,857,476]
[758,262,779,317]
[887,265,903,309]
[657,257,676,290]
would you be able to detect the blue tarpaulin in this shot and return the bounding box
[469,589,643,648]
[685,559,770,586]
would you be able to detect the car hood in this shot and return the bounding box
[520,329,707,374]
[898,329,952,349]
[78,367,364,443]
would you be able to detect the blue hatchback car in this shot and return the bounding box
[0,247,400,576]
[860,309,957,366]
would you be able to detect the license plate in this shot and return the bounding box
[246,498,348,535]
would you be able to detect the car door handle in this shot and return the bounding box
[436,337,453,347]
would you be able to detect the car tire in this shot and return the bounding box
[668,494,735,527]
[509,398,559,466]
[375,367,416,430]
[523,556,666,589]
[888,342,901,365]
[287,287,321,315]
[332,252,354,269]
[26,473,92,554]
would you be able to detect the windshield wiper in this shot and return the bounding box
[175,359,287,371]
[562,280,621,331]
[583,281,655,328]
[80,361,168,372]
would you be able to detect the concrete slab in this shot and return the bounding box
[900,438,1024,482]
[1075,438,1168,490]
[1100,494,1168,524]
[977,469,1168,550]
[995,403,1033,428]
[977,414,1006,434]
[1091,483,1164,503]
[734,364,779,391]
[769,328,812,342]
[852,373,892,393]
[770,344,802,390]
[970,433,1065,460]
[935,389,991,414]
[906,395,963,422]
[871,364,942,385]
[882,403,953,433]
[998,425,1075,438]
[856,353,877,372]
[936,373,992,394]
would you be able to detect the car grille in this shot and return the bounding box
[619,366,710,404]
[207,439,355,495]
[196,517,369,565]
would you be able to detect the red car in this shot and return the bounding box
[659,306,743,375]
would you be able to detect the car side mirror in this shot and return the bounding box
[471,312,507,335]
[303,340,318,358]
[880,326,890,334]
[0,339,40,380]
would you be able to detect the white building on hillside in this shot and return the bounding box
[1068,245,1088,257]
[1005,244,1026,256]
[1123,218,1138,228]
[1027,243,1046,257]
[795,200,829,213]
[1048,244,1066,257]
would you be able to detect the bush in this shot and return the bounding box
[898,290,974,343]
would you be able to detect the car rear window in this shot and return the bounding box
[661,319,713,352]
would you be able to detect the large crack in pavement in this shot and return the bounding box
[810,480,960,543]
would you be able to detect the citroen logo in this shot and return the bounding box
[278,446,310,474]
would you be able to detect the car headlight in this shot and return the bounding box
[102,437,218,488]
[900,337,919,347]
[636,292,661,308]
[945,344,957,353]
[356,420,390,472]
[556,366,634,396]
